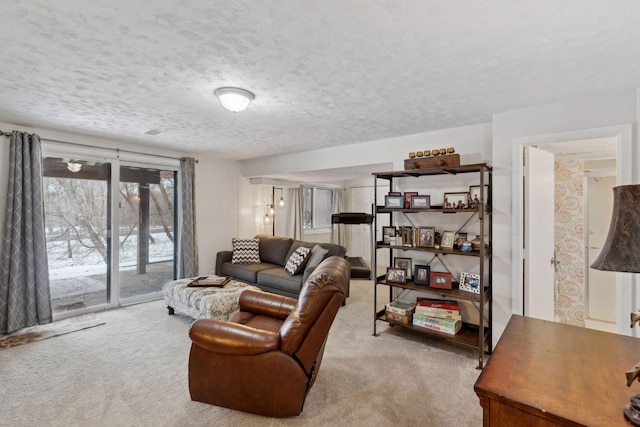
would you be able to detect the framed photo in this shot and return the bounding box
[417,226,435,248]
[400,226,413,246]
[388,191,402,196]
[469,185,490,207]
[459,272,481,294]
[382,226,396,244]
[443,192,469,211]
[403,192,418,208]
[385,195,404,209]
[385,267,406,284]
[394,257,412,279]
[410,195,430,209]
[414,265,430,285]
[440,230,455,249]
[429,271,453,289]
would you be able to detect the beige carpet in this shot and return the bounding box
[0,314,105,349]
[0,280,484,426]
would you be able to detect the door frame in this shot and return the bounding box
[42,141,179,319]
[511,124,633,335]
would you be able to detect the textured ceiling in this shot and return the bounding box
[1,1,639,160]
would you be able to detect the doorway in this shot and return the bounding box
[521,136,619,332]
[42,155,178,317]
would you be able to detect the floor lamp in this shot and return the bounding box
[590,184,640,426]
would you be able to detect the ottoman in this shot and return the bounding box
[163,278,260,320]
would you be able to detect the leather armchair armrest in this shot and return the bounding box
[189,319,279,355]
[215,250,233,275]
[238,289,297,320]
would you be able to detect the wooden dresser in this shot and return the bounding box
[474,315,640,426]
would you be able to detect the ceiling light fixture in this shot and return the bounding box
[67,162,82,173]
[214,87,255,112]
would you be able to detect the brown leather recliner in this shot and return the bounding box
[188,256,350,417]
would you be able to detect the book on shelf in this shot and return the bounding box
[415,297,459,311]
[384,311,412,324]
[413,313,461,328]
[414,305,462,320]
[412,320,462,335]
[385,300,416,316]
[413,313,462,334]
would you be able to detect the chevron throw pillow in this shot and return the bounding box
[284,246,312,275]
[231,238,260,264]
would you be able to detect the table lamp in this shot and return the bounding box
[590,184,640,426]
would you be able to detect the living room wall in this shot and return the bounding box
[0,121,241,280]
[240,90,640,345]
[491,89,640,342]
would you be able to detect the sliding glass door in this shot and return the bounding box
[43,157,111,313]
[42,154,178,316]
[118,166,176,301]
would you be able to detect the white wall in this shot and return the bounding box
[491,90,639,342]
[241,123,492,178]
[194,155,242,275]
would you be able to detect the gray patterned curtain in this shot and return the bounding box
[0,131,52,334]
[177,157,198,278]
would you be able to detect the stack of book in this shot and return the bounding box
[385,300,416,324]
[412,297,462,335]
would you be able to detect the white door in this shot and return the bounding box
[350,187,373,266]
[523,146,556,321]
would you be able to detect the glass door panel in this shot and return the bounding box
[43,157,111,314]
[119,166,176,301]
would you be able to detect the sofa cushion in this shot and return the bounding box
[254,234,294,266]
[306,244,329,269]
[284,246,312,275]
[301,245,329,284]
[221,262,278,283]
[284,240,315,262]
[257,267,304,295]
[231,238,260,264]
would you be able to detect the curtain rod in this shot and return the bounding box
[0,128,196,163]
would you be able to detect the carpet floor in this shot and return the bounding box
[0,279,484,426]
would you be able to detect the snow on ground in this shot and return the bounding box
[48,232,174,299]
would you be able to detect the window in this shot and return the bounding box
[303,186,333,230]
[42,152,178,317]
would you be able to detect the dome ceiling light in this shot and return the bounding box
[214,87,255,112]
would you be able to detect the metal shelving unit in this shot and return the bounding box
[372,163,492,369]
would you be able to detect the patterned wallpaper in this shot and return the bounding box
[554,160,585,326]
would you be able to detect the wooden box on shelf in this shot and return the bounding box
[404,154,460,170]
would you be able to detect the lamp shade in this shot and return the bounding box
[591,184,640,273]
[214,87,254,112]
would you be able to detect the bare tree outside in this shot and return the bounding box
[42,157,177,314]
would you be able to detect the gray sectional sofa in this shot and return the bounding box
[215,234,348,300]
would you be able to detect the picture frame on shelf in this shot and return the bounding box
[440,230,455,249]
[382,226,396,244]
[394,257,412,279]
[469,185,490,207]
[385,195,404,209]
[414,264,430,285]
[410,195,430,209]
[417,226,435,248]
[429,271,453,289]
[403,192,418,208]
[400,226,413,246]
[443,191,470,211]
[459,272,481,294]
[385,267,406,284]
[388,191,402,196]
